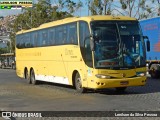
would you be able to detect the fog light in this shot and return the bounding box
[96,82,100,85]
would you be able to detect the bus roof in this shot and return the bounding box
[16,15,137,35]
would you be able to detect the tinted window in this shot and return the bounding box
[68,23,78,44]
[42,30,48,46]
[79,21,90,47]
[49,28,55,45]
[79,21,92,67]
[16,22,78,48]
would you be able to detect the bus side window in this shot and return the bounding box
[63,25,67,44]
[85,38,93,67]
[42,30,48,46]
[30,32,35,47]
[37,30,42,47]
[20,36,25,48]
[79,21,92,67]
[68,23,78,45]
[79,21,90,47]
[56,26,63,45]
[49,28,55,45]
[34,32,38,47]
[16,35,20,48]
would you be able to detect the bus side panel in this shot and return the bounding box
[62,45,87,87]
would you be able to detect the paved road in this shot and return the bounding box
[0,69,160,119]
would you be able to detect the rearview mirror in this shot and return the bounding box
[146,40,150,52]
[143,36,149,39]
[143,36,150,52]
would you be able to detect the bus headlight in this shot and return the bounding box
[136,72,146,77]
[95,74,111,79]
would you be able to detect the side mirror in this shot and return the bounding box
[143,36,150,52]
[146,40,150,52]
[143,36,148,39]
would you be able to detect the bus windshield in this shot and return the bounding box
[91,21,146,69]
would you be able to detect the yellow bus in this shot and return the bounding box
[16,15,150,93]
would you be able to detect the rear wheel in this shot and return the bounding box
[25,69,31,84]
[74,72,86,93]
[30,69,38,85]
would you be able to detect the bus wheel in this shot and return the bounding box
[25,69,31,84]
[150,64,160,79]
[115,87,127,92]
[30,69,37,85]
[75,72,86,93]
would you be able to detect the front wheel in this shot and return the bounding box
[74,72,86,93]
[30,69,38,85]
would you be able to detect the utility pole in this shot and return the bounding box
[88,0,90,16]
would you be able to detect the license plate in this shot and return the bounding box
[120,81,129,85]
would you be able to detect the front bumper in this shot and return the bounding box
[87,76,147,89]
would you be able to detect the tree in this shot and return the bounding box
[113,0,156,19]
[151,0,160,16]
[88,0,159,19]
[88,0,113,15]
[58,0,83,15]
[0,48,8,54]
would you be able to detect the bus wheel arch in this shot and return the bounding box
[72,70,86,93]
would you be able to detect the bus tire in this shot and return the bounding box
[25,69,31,84]
[150,64,160,79]
[116,87,127,92]
[30,69,37,85]
[74,72,86,93]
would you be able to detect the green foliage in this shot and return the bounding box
[0,48,8,54]
[89,0,160,19]
[58,0,83,15]
[115,0,159,19]
[89,0,113,15]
